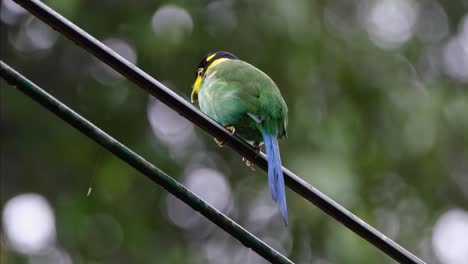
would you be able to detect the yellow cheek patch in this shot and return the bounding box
[191,76,202,102]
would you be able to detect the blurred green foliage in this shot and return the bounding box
[1,0,468,263]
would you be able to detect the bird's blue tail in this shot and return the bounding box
[262,131,288,225]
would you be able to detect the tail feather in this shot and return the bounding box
[262,131,288,225]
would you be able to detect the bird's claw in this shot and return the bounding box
[253,142,262,157]
[214,137,225,147]
[214,125,236,147]
[242,157,255,170]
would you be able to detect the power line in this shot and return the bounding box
[0,60,293,264]
[11,1,426,263]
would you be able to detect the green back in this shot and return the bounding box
[198,60,287,141]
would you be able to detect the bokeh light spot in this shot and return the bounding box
[90,38,137,83]
[365,0,419,49]
[432,209,468,264]
[10,16,59,52]
[443,15,468,82]
[167,168,231,229]
[2,193,56,255]
[151,5,193,45]
[415,1,448,43]
[147,97,196,159]
[1,0,27,25]
[206,1,237,34]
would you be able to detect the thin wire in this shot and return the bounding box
[0,63,5,264]
[0,60,293,264]
[11,1,427,263]
[86,148,103,197]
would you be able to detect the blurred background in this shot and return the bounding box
[1,0,468,263]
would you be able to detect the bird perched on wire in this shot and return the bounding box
[191,51,289,224]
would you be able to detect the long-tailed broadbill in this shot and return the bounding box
[191,51,289,224]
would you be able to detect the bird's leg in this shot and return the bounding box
[214,125,236,147]
[241,141,261,170]
[253,142,262,157]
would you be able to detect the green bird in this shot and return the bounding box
[191,51,289,224]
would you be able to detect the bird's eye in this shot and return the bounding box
[197,68,204,76]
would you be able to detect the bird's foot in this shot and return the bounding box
[214,125,236,147]
[214,137,224,147]
[252,142,263,157]
[242,157,255,171]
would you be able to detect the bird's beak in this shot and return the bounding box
[191,76,202,102]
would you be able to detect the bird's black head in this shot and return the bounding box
[195,51,238,78]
